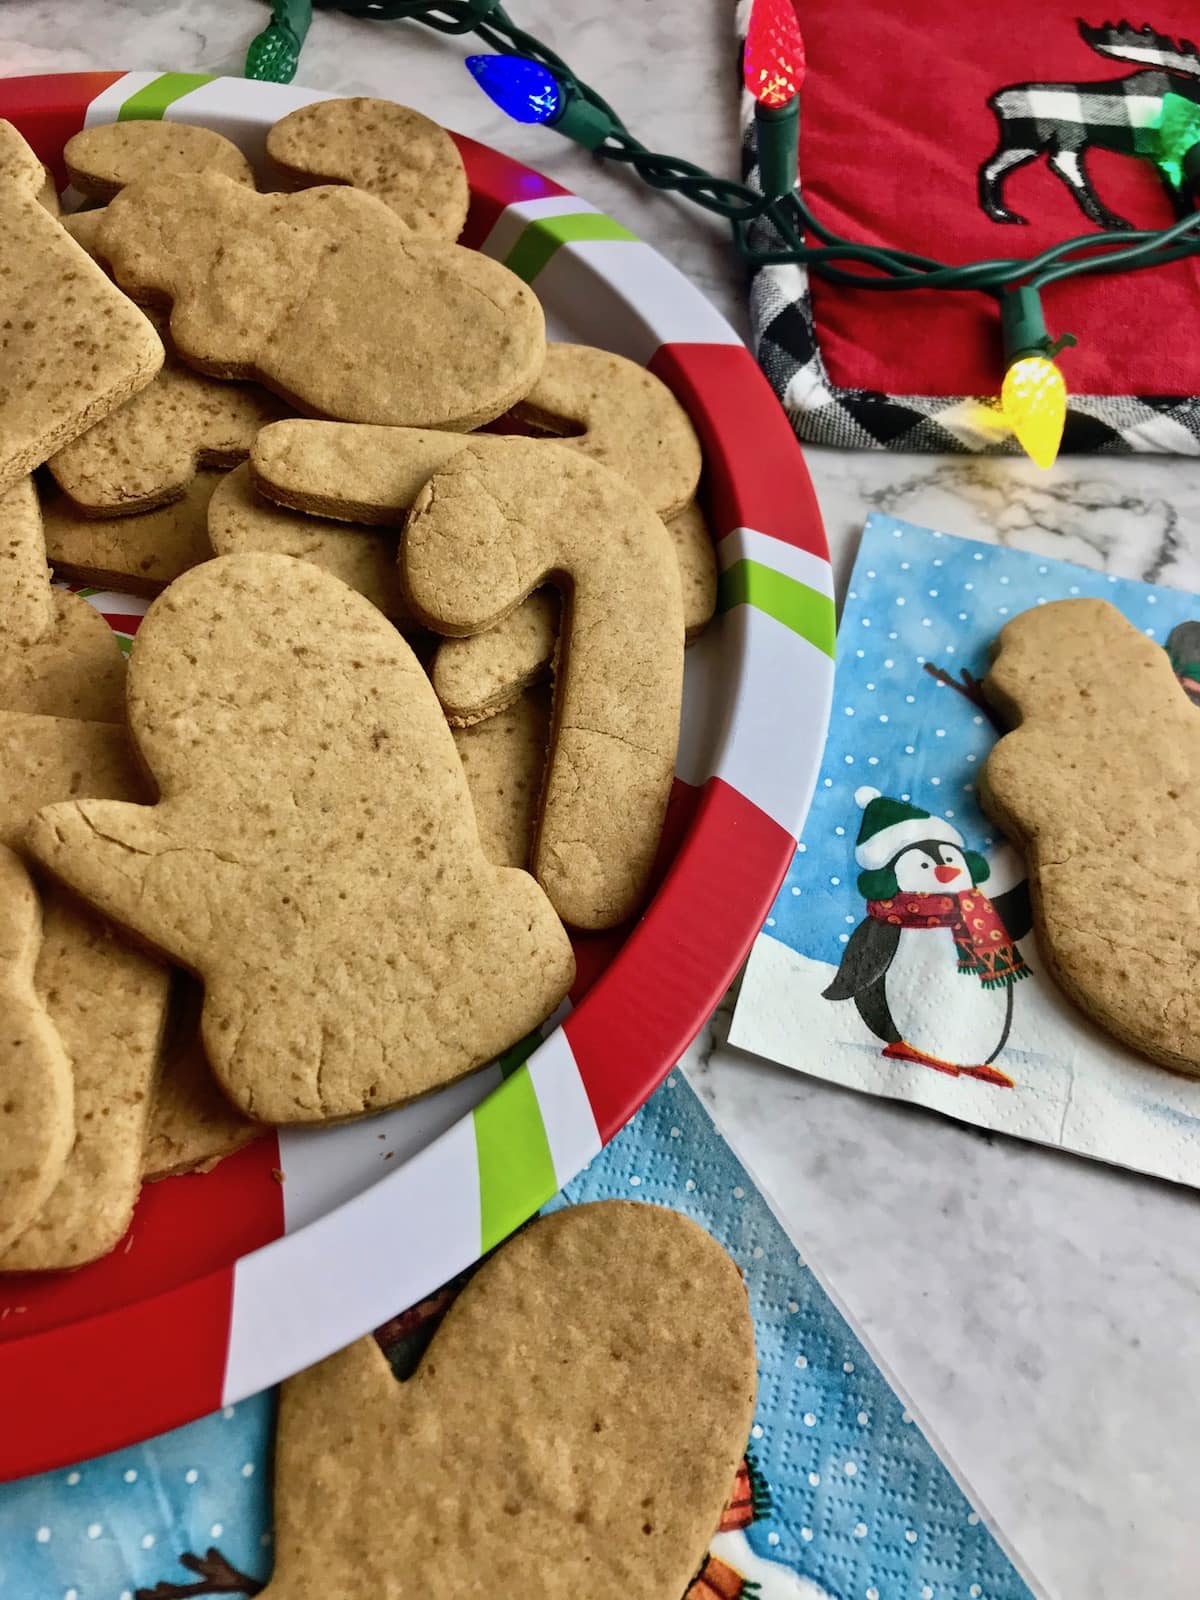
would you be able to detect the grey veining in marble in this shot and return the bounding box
[5,3,1200,1596]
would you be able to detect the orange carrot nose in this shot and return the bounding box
[934,864,959,883]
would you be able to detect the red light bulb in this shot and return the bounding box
[743,0,806,109]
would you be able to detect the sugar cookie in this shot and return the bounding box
[207,463,409,622]
[455,686,551,868]
[144,981,258,1181]
[0,845,72,1257]
[0,710,169,1270]
[0,120,162,495]
[98,173,544,429]
[266,97,468,240]
[64,119,255,201]
[261,1202,756,1600]
[983,597,1200,1076]
[47,341,288,515]
[500,341,703,519]
[432,500,717,725]
[29,553,575,1123]
[405,440,684,929]
[41,471,219,597]
[249,419,466,524]
[0,477,126,721]
[61,205,107,258]
[434,590,558,726]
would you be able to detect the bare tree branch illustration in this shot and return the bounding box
[923,662,1007,735]
[134,1547,264,1599]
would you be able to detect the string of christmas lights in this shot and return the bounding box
[256,0,1200,466]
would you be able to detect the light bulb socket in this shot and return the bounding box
[754,95,800,199]
[549,92,613,152]
[1000,286,1050,364]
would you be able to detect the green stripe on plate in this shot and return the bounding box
[504,212,638,283]
[719,558,836,659]
[118,73,213,121]
[473,1064,557,1253]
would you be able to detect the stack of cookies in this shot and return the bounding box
[0,100,717,1271]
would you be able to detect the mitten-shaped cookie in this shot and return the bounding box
[259,1202,756,1600]
[404,440,684,929]
[97,173,544,430]
[0,710,169,1270]
[266,97,469,240]
[28,553,575,1123]
[983,598,1200,1074]
[0,120,162,494]
[0,477,125,720]
[0,845,72,1256]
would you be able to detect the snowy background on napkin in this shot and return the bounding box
[731,514,1200,1185]
[0,1072,1032,1600]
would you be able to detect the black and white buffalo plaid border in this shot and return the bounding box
[735,5,1200,455]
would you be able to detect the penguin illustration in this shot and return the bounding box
[823,787,1032,1086]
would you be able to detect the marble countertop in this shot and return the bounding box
[5,2,1200,1595]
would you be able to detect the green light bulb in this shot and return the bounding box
[1153,91,1200,188]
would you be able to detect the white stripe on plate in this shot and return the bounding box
[524,1030,600,1185]
[531,240,742,364]
[71,589,150,619]
[161,77,330,182]
[277,1065,503,1235]
[82,73,155,127]
[223,1110,482,1402]
[677,605,832,836]
[478,194,600,262]
[717,527,834,599]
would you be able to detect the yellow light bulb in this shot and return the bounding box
[1001,354,1066,470]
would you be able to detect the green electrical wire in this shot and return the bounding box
[269,0,1200,304]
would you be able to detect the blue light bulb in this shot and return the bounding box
[465,54,564,126]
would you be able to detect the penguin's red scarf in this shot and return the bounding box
[867,891,1030,989]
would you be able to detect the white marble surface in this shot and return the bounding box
[5,3,1200,1596]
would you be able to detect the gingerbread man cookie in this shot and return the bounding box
[266,97,469,240]
[97,172,544,430]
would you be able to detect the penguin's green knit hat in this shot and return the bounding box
[853,787,964,871]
